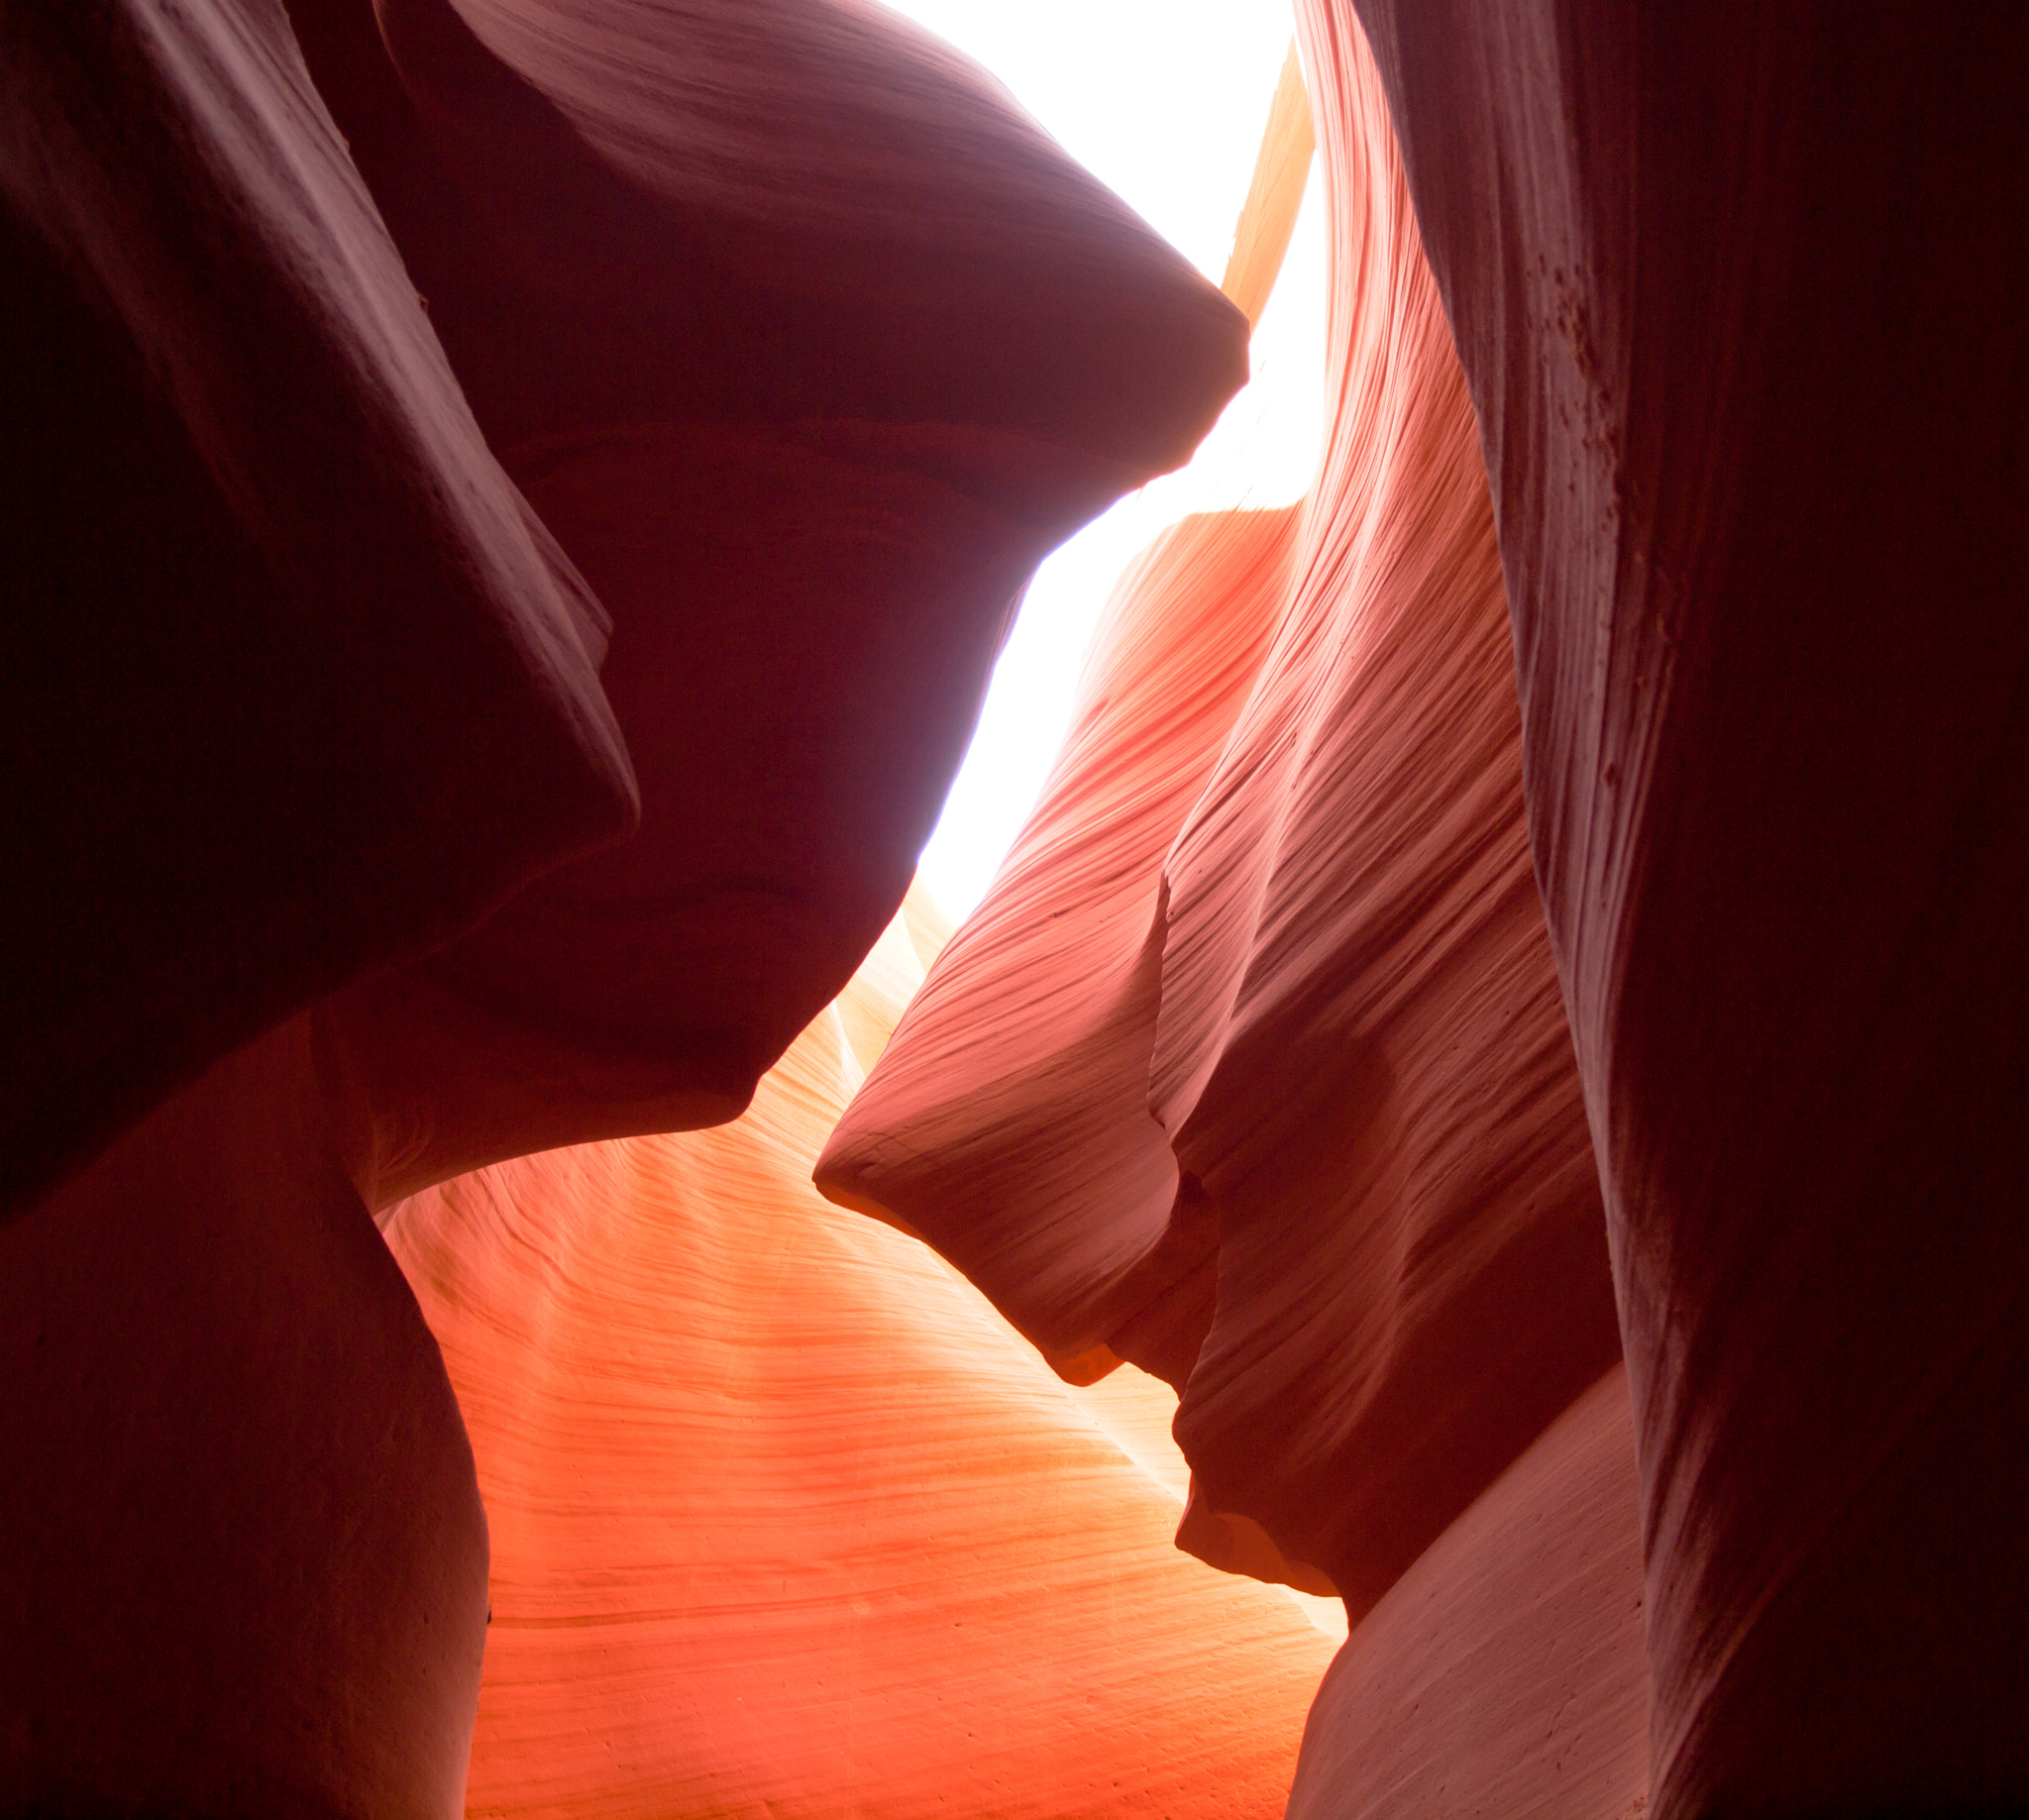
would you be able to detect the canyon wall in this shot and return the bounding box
[9,0,2026,1813]
[1346,0,2029,1809]
[820,5,1647,1809]
[828,1,2029,1813]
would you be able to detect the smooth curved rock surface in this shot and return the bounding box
[1286,1365,1647,1820]
[822,0,1617,1630]
[0,0,636,1214]
[0,1017,489,1817]
[385,885,1337,1819]
[1347,0,2029,1809]
[281,0,1248,1205]
[7,0,1243,1216]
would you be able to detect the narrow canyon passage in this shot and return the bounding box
[385,888,1339,1818]
[3,0,2024,1815]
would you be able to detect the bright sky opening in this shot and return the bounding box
[882,0,1329,920]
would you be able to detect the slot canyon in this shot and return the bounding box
[2,0,2024,1816]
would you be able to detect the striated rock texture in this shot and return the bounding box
[1347,0,2029,1811]
[818,504,1303,1395]
[820,0,1619,1637]
[385,885,1337,1820]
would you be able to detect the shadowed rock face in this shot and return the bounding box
[1,2,1244,1812]
[282,0,1247,1201]
[3,0,1245,1220]
[0,1015,494,1819]
[0,0,637,1216]
[1345,0,2029,1811]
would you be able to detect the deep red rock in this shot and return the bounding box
[1346,0,2029,1808]
[277,0,1249,1200]
[0,0,635,1214]
[0,1017,489,1816]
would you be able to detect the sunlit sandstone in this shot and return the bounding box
[385,888,1336,1819]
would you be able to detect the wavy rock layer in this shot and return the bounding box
[1148,4,1615,1618]
[387,888,1336,1820]
[821,0,1617,1629]
[818,9,1655,1811]
[1348,0,2029,1809]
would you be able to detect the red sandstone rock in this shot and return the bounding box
[385,888,1337,1819]
[5,0,1244,1215]
[1346,0,2029,1808]
[0,1017,489,1816]
[282,0,1248,1202]
[821,0,1617,1632]
[818,505,1302,1389]
[1285,1366,1648,1820]
[1150,4,1615,1618]
[3,3,1248,1810]
[0,0,635,1214]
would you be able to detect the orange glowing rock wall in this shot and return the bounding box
[821,0,1618,1621]
[386,886,1337,1819]
[820,5,1648,1809]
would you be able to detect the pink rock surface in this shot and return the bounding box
[1150,3,1615,1618]
[1286,1366,1648,1820]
